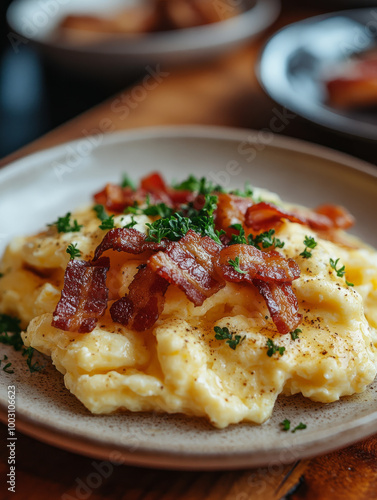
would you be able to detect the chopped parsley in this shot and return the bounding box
[230,182,254,198]
[214,326,245,350]
[280,418,291,431]
[173,175,224,195]
[290,328,301,341]
[280,419,307,433]
[145,195,223,245]
[292,422,307,433]
[48,212,82,233]
[0,355,14,374]
[126,199,173,219]
[66,243,81,260]
[228,256,246,274]
[121,173,136,190]
[229,225,284,250]
[0,314,43,373]
[330,258,354,286]
[300,236,317,259]
[93,204,115,230]
[266,338,285,357]
[123,216,138,229]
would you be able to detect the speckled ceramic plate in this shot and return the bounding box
[1,126,377,470]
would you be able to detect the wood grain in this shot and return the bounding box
[1,1,377,499]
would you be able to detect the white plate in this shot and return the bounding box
[6,0,280,76]
[1,126,377,470]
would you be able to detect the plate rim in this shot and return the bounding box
[258,8,377,142]
[1,125,377,470]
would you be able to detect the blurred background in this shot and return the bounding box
[1,0,377,161]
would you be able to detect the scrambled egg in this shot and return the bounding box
[1,201,377,429]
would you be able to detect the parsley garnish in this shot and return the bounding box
[280,419,307,433]
[124,216,138,229]
[48,213,82,233]
[0,355,14,374]
[229,225,284,250]
[66,243,81,260]
[290,328,301,341]
[292,422,307,433]
[23,346,44,373]
[145,195,223,245]
[174,175,224,195]
[214,326,245,350]
[230,182,254,198]
[330,258,354,286]
[266,338,285,357]
[121,173,136,190]
[126,200,173,218]
[281,419,291,431]
[0,314,44,373]
[300,236,317,259]
[93,204,115,230]
[228,256,246,274]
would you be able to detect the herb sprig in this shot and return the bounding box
[121,174,136,190]
[290,328,301,341]
[48,213,82,233]
[228,256,246,274]
[266,338,285,357]
[214,326,245,350]
[66,243,81,260]
[330,258,354,286]
[93,204,115,230]
[300,236,317,259]
[0,314,44,373]
[229,224,284,250]
[173,175,224,196]
[280,419,307,433]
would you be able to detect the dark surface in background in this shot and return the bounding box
[0,0,376,161]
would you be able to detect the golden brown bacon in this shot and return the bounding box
[93,228,167,261]
[245,202,354,232]
[52,257,110,333]
[110,265,169,331]
[148,230,224,306]
[253,280,302,334]
[94,184,143,213]
[215,193,254,236]
[217,245,300,284]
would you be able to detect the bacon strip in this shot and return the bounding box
[217,244,300,284]
[110,265,169,331]
[52,257,110,333]
[215,193,254,235]
[93,228,167,261]
[253,280,302,334]
[148,230,224,306]
[245,202,354,232]
[93,184,144,213]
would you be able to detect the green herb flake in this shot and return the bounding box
[93,204,115,230]
[290,328,301,341]
[214,326,245,351]
[173,175,224,196]
[266,338,285,357]
[121,174,136,190]
[228,256,247,275]
[231,182,254,198]
[299,236,317,259]
[66,243,81,260]
[124,216,138,229]
[280,419,291,431]
[292,422,307,433]
[48,212,83,233]
[330,258,354,286]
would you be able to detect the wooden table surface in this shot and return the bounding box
[1,2,377,499]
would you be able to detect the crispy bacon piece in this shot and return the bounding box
[93,184,144,213]
[215,193,254,235]
[217,244,300,284]
[253,280,302,334]
[93,228,167,261]
[110,265,169,331]
[245,202,354,232]
[148,230,224,306]
[52,257,110,333]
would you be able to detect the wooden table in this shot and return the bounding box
[1,2,377,498]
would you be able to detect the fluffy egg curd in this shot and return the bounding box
[1,172,377,429]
